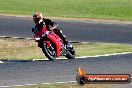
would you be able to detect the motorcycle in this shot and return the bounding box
[32,24,75,61]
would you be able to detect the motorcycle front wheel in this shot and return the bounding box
[42,42,56,61]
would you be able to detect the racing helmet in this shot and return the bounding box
[33,12,43,23]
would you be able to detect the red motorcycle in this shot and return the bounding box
[32,24,75,60]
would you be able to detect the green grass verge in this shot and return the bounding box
[14,83,112,88]
[0,38,132,60]
[0,0,132,20]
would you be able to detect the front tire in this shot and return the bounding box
[42,42,56,61]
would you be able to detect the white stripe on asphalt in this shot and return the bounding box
[76,52,132,58]
[0,76,131,87]
[33,52,132,61]
[14,84,37,87]
[0,36,33,40]
[1,52,132,62]
[0,81,77,88]
[0,86,10,88]
[0,61,4,63]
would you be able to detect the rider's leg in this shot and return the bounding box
[53,29,68,44]
[53,29,73,49]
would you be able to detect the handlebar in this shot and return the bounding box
[42,31,50,38]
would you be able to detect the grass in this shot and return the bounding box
[0,38,132,60]
[0,38,44,60]
[75,42,132,56]
[14,83,112,88]
[0,0,132,20]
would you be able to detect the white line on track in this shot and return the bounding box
[0,76,131,87]
[76,52,132,58]
[0,81,77,88]
[0,61,4,63]
[0,36,33,40]
[0,86,11,88]
[1,52,132,62]
[33,52,132,61]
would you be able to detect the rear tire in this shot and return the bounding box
[65,43,75,59]
[65,50,75,59]
[42,42,56,61]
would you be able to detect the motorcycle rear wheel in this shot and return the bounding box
[65,50,75,59]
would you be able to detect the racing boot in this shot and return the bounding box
[60,33,73,48]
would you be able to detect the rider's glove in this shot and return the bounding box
[42,31,50,38]
[49,23,58,30]
[32,28,38,33]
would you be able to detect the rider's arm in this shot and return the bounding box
[44,19,58,31]
[49,23,58,30]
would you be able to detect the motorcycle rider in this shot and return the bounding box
[32,12,69,46]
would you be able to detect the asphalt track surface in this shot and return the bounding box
[1,16,132,43]
[0,54,132,87]
[0,16,132,87]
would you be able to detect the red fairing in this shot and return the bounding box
[46,31,61,57]
[34,25,62,57]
